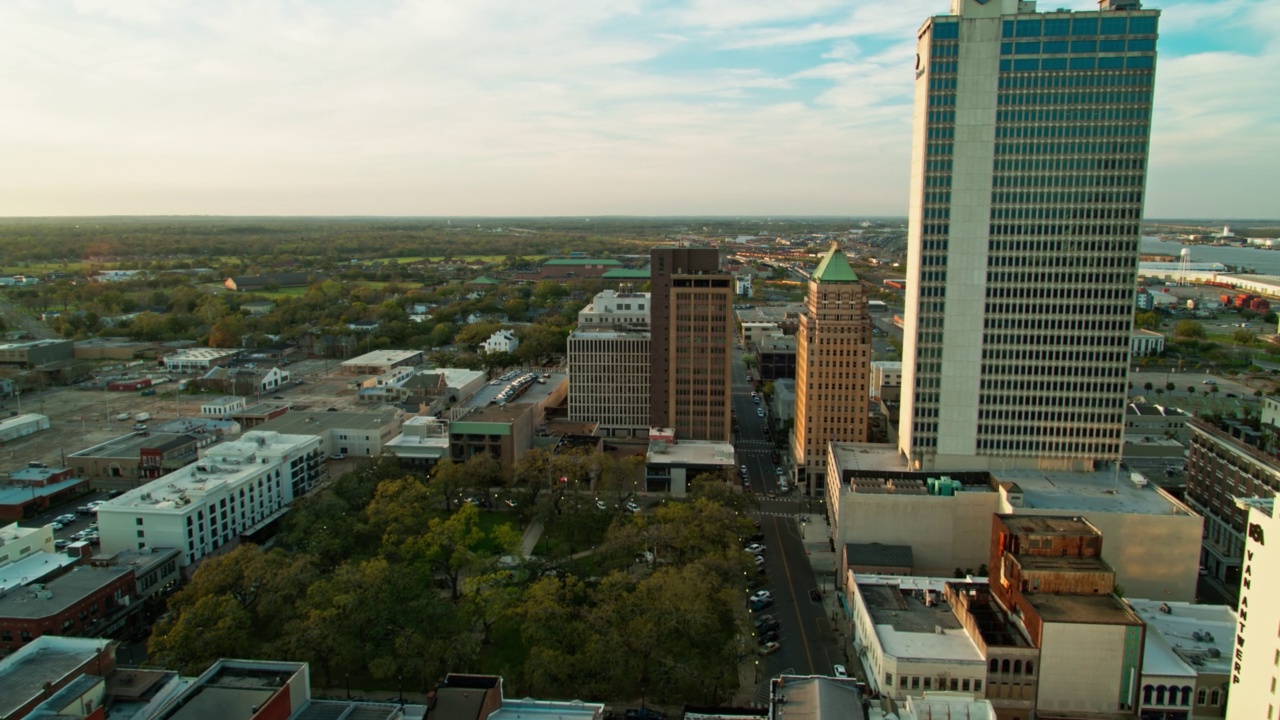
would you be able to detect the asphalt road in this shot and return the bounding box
[731,350,839,685]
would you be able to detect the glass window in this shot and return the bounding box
[1072,17,1099,36]
[1001,42,1014,54]
[1099,38,1126,52]
[1000,59,1012,72]
[1070,56,1096,70]
[1127,55,1154,69]
[1043,18,1070,36]
[1130,16,1158,34]
[1003,20,1015,38]
[1015,41,1040,54]
[1016,19,1042,37]
[1071,39,1097,53]
[1014,58,1039,72]
[1098,56,1125,69]
[1042,57,1067,70]
[1043,40,1068,53]
[1129,38,1156,52]
[1101,17,1127,35]
[933,21,959,39]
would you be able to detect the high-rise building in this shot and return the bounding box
[569,290,651,438]
[899,0,1160,472]
[648,247,733,442]
[792,245,872,491]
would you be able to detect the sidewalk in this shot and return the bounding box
[518,521,544,558]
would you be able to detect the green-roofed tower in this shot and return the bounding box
[811,245,860,283]
[792,243,873,494]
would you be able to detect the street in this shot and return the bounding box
[732,349,841,691]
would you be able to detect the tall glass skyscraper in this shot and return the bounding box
[899,0,1160,472]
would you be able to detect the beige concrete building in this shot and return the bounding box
[1228,498,1279,720]
[899,0,1161,473]
[649,247,734,442]
[793,245,872,492]
[254,410,404,459]
[568,325,650,438]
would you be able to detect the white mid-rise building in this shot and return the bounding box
[568,326,650,438]
[96,431,324,566]
[871,361,903,399]
[898,0,1161,472]
[577,290,650,328]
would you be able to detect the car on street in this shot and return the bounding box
[758,630,780,644]
[750,590,772,604]
[1203,379,1216,385]
[54,539,70,550]
[596,500,607,511]
[754,614,778,630]
[740,464,748,475]
[756,408,764,417]
[759,641,780,656]
[56,514,76,524]
[753,555,766,567]
[625,501,641,513]
[833,664,848,678]
[50,522,63,530]
[744,543,766,555]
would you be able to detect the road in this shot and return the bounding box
[0,294,58,340]
[732,349,839,687]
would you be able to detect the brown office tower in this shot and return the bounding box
[649,247,733,441]
[793,245,871,492]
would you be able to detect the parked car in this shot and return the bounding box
[756,408,765,417]
[759,641,780,656]
[54,539,70,550]
[750,590,772,604]
[744,543,766,555]
[50,522,63,531]
[809,588,823,602]
[56,514,76,524]
[758,630,780,645]
[833,664,848,678]
[625,501,641,514]
[625,709,665,720]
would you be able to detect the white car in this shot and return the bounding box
[596,500,608,511]
[744,543,766,555]
[56,514,76,524]
[50,522,64,531]
[625,501,641,513]
[750,590,772,603]
[754,554,766,567]
[833,664,848,678]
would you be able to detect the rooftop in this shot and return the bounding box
[647,439,736,468]
[569,325,651,340]
[159,660,304,720]
[856,575,985,664]
[0,413,49,431]
[602,268,651,279]
[769,676,864,720]
[1128,403,1190,417]
[0,476,86,506]
[0,551,77,593]
[895,692,996,720]
[201,395,244,406]
[543,258,623,266]
[0,339,71,350]
[165,348,240,360]
[811,245,859,283]
[999,468,1196,517]
[0,636,113,720]
[70,432,197,460]
[462,372,568,410]
[846,543,914,569]
[0,564,133,619]
[255,411,401,435]
[735,304,804,324]
[1024,593,1142,626]
[1129,599,1235,677]
[340,349,423,367]
[829,443,913,474]
[999,515,1100,537]
[97,432,315,512]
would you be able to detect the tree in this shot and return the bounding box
[1143,381,1153,392]
[1135,310,1161,330]
[1188,386,1196,395]
[405,502,519,602]
[208,314,246,348]
[1233,329,1258,348]
[1165,381,1175,392]
[1174,320,1206,339]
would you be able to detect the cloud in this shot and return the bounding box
[0,0,1272,216]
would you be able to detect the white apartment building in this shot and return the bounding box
[871,361,903,399]
[482,330,519,355]
[1131,329,1166,357]
[1227,498,1279,720]
[568,326,650,438]
[576,290,650,328]
[200,396,247,417]
[0,523,54,570]
[898,0,1161,472]
[96,431,324,566]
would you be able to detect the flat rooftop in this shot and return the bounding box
[830,443,912,474]
[0,476,86,506]
[1129,599,1234,677]
[734,305,803,324]
[1000,516,1099,537]
[0,550,77,593]
[201,395,243,406]
[569,326,651,340]
[463,373,567,410]
[341,349,422,366]
[999,469,1195,516]
[1024,593,1141,626]
[0,636,111,720]
[647,440,736,468]
[255,411,400,435]
[0,565,132,619]
[1128,403,1189,417]
[490,698,605,720]
[166,348,239,360]
[1013,555,1111,574]
[857,576,984,664]
[160,661,303,720]
[71,432,195,459]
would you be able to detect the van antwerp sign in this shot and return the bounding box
[1234,521,1266,685]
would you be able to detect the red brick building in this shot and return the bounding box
[0,565,136,651]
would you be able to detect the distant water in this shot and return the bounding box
[1142,236,1280,276]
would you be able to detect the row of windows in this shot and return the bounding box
[988,253,1132,269]
[1000,70,1153,91]
[989,222,1141,237]
[1002,15,1158,39]
[995,140,1147,156]
[992,206,1142,223]
[979,386,1126,402]
[974,438,1118,455]
[931,60,957,75]
[996,122,1149,139]
[999,89,1151,107]
[1002,38,1156,55]
[1002,54,1154,73]
[894,673,982,693]
[998,108,1148,125]
[985,323,1130,340]
[987,272,1134,289]
[983,347,1130,362]
[996,156,1144,173]
[927,76,957,91]
[980,409,1122,424]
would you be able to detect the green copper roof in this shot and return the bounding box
[811,246,858,283]
[602,268,651,279]
[543,258,623,266]
[470,276,501,284]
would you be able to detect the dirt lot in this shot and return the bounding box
[0,357,371,476]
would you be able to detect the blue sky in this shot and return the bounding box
[0,0,1275,218]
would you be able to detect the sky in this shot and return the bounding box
[0,0,1275,218]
